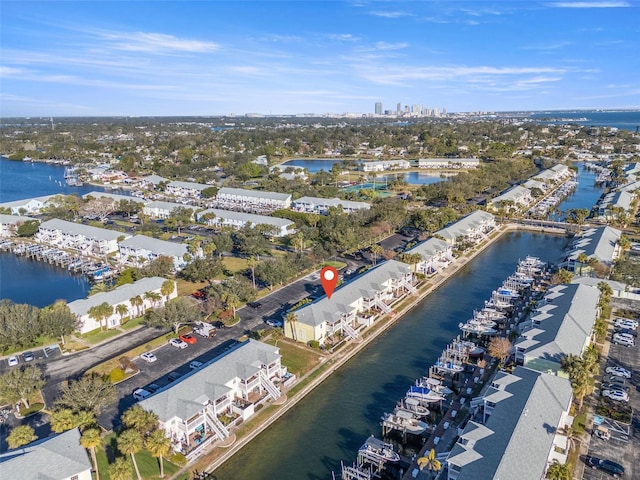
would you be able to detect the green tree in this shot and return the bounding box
[16,219,40,237]
[164,206,193,234]
[117,429,144,480]
[7,425,37,449]
[546,460,570,480]
[160,280,175,302]
[370,244,384,266]
[56,373,117,415]
[577,252,589,275]
[87,302,114,331]
[121,405,159,437]
[144,291,162,309]
[130,295,144,317]
[108,457,133,480]
[115,304,129,323]
[145,429,172,478]
[552,269,574,284]
[50,407,78,433]
[81,428,103,480]
[0,365,45,409]
[201,186,219,198]
[285,311,298,341]
[39,300,78,345]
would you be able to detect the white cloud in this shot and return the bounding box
[0,66,28,77]
[98,31,220,54]
[374,42,408,51]
[549,1,630,7]
[327,34,359,42]
[369,10,413,18]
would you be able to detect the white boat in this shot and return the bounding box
[381,410,430,435]
[358,436,400,463]
[397,397,430,417]
[406,385,445,403]
[459,321,497,336]
[434,359,465,374]
[418,377,453,396]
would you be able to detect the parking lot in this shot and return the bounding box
[583,315,640,480]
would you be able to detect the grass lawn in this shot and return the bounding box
[222,256,249,273]
[176,278,208,296]
[96,433,183,480]
[82,329,121,345]
[1,335,58,356]
[121,316,146,330]
[264,337,324,377]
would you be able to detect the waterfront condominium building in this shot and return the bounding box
[139,339,292,460]
[215,187,292,212]
[35,218,128,255]
[68,276,177,333]
[195,208,294,237]
[435,210,496,246]
[361,159,410,172]
[292,196,370,215]
[166,180,211,198]
[0,213,31,238]
[445,366,574,480]
[118,234,191,271]
[143,200,195,220]
[404,237,454,275]
[561,226,622,272]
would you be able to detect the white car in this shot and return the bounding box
[614,319,638,330]
[605,366,632,379]
[602,389,630,402]
[7,356,19,367]
[169,338,188,349]
[613,335,635,347]
[132,388,151,401]
[265,319,283,328]
[140,352,157,363]
[189,361,203,370]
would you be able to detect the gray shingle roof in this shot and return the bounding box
[196,208,293,228]
[490,185,531,205]
[144,200,192,211]
[0,428,92,480]
[0,214,31,224]
[119,235,188,258]
[405,237,450,258]
[217,187,292,202]
[295,260,412,328]
[39,218,124,241]
[167,181,210,191]
[140,340,279,421]
[436,210,495,242]
[82,191,143,203]
[515,284,599,365]
[68,276,169,316]
[293,196,370,211]
[448,367,573,480]
[564,226,621,264]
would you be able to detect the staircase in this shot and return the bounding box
[341,322,360,341]
[205,410,230,439]
[403,281,418,295]
[375,299,393,315]
[259,371,281,400]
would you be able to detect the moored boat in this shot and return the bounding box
[358,436,400,463]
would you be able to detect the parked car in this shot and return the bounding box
[191,290,206,300]
[612,334,635,347]
[265,319,283,328]
[602,382,630,392]
[179,334,197,344]
[614,318,638,330]
[586,456,625,477]
[140,352,157,363]
[602,389,630,402]
[605,366,632,379]
[189,361,203,370]
[603,375,627,387]
[7,356,19,367]
[615,327,638,338]
[146,383,162,393]
[168,371,183,382]
[132,388,151,401]
[22,351,35,362]
[248,302,263,309]
[614,332,636,341]
[169,338,188,349]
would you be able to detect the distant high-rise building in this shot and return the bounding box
[397,102,402,115]
[375,102,382,115]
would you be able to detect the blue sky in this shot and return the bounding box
[1,1,639,116]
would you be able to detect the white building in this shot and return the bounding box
[118,235,191,270]
[82,191,144,204]
[445,367,573,480]
[0,194,58,215]
[0,428,92,480]
[196,208,294,237]
[139,174,169,189]
[292,196,370,215]
[68,277,177,334]
[215,187,292,211]
[286,260,416,346]
[139,340,289,459]
[143,201,195,219]
[435,211,496,246]
[562,226,622,271]
[489,185,533,211]
[35,219,128,255]
[418,158,480,169]
[362,159,410,172]
[166,181,211,198]
[404,237,454,275]
[0,213,31,238]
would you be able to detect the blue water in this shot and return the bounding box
[552,163,604,219]
[530,110,640,131]
[281,158,348,173]
[214,231,570,480]
[0,252,90,306]
[0,156,105,202]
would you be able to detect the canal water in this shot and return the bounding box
[551,163,605,219]
[214,231,570,480]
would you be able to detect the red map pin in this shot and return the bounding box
[320,266,339,299]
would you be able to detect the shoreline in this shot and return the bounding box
[199,223,565,475]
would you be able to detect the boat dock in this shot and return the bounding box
[0,240,117,282]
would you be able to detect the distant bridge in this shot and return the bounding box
[501,218,587,232]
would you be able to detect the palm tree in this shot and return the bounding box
[144,291,161,309]
[121,405,158,437]
[370,244,384,265]
[130,295,143,317]
[247,256,258,289]
[572,371,595,410]
[546,460,570,480]
[108,457,132,480]
[417,448,441,478]
[223,292,239,317]
[87,302,114,331]
[75,409,98,431]
[115,304,129,323]
[81,428,103,480]
[285,311,298,341]
[577,252,589,275]
[160,280,175,303]
[117,429,144,480]
[145,429,171,478]
[598,281,613,300]
[617,234,631,251]
[7,425,37,449]
[50,407,77,432]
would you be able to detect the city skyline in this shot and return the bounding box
[1,1,639,117]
